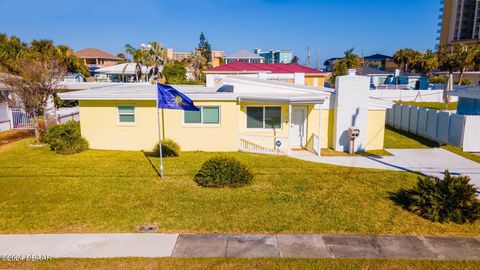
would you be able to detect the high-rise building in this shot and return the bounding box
[439,0,480,48]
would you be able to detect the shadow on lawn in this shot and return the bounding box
[386,126,441,148]
[141,150,161,177]
[388,189,414,210]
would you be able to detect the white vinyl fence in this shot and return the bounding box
[371,90,459,102]
[57,107,80,124]
[0,102,10,131]
[10,108,35,130]
[387,104,480,152]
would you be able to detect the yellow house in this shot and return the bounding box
[59,73,391,155]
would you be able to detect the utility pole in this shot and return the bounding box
[316,49,320,70]
[306,47,311,67]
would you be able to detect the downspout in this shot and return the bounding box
[318,103,322,156]
[287,104,292,156]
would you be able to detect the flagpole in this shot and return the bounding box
[156,94,164,178]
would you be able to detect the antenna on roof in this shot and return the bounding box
[306,47,311,67]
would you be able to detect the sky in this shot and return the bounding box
[0,0,441,66]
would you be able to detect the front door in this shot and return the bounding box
[290,107,307,148]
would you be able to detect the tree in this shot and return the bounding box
[116,53,129,64]
[414,50,439,76]
[124,44,146,82]
[163,61,187,84]
[290,56,299,64]
[394,48,421,73]
[146,41,168,82]
[0,34,27,73]
[455,45,479,85]
[0,55,67,143]
[198,32,212,63]
[187,49,207,81]
[329,48,361,85]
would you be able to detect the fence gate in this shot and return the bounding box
[10,108,35,130]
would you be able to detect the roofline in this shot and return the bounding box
[204,71,329,76]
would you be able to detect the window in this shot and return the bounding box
[246,106,281,129]
[184,107,220,124]
[118,105,135,124]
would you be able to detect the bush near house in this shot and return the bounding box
[153,139,181,157]
[44,121,88,155]
[194,156,253,188]
[400,170,480,224]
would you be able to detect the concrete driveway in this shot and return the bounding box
[291,148,480,188]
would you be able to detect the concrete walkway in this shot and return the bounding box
[0,234,479,259]
[291,148,480,187]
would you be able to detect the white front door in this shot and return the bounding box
[290,107,307,148]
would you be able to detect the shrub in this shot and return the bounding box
[153,139,180,157]
[194,156,253,188]
[44,121,88,155]
[429,75,446,84]
[403,170,480,224]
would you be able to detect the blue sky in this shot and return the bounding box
[0,0,440,65]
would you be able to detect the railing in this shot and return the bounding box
[10,108,34,130]
[239,134,289,155]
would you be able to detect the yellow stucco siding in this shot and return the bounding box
[365,110,386,150]
[79,100,240,152]
[305,76,326,88]
[79,100,158,151]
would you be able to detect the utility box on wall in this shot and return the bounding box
[333,70,370,153]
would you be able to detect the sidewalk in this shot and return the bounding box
[1,233,479,259]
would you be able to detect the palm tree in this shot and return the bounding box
[414,50,439,76]
[146,41,167,83]
[343,48,361,69]
[187,49,207,81]
[124,44,146,82]
[394,49,416,73]
[456,45,479,85]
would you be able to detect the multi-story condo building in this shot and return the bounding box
[439,0,480,48]
[254,49,293,64]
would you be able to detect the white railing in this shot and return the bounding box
[239,134,289,155]
[312,134,320,155]
[10,108,34,130]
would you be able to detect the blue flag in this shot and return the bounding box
[157,84,199,111]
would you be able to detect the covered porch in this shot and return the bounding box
[237,96,325,156]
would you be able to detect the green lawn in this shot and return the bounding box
[1,138,480,235]
[1,258,479,270]
[384,126,480,163]
[395,101,458,111]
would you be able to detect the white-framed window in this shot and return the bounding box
[184,106,220,125]
[246,106,282,129]
[118,105,135,124]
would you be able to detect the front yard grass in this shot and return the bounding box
[384,126,480,163]
[395,101,458,111]
[1,258,479,270]
[1,139,479,235]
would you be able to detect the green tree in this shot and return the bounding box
[145,41,168,82]
[198,32,212,63]
[290,56,299,64]
[329,48,361,85]
[163,61,187,84]
[394,48,421,73]
[414,50,439,76]
[0,34,27,73]
[124,44,146,82]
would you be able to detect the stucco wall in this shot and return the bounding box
[365,110,386,150]
[79,100,240,152]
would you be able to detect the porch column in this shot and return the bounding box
[287,104,292,156]
[317,106,322,156]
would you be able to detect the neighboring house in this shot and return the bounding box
[204,61,330,88]
[450,87,480,115]
[254,49,293,64]
[58,72,391,155]
[94,63,152,83]
[75,48,122,72]
[358,67,429,90]
[63,72,85,83]
[224,50,265,64]
[211,50,224,67]
[325,54,395,72]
